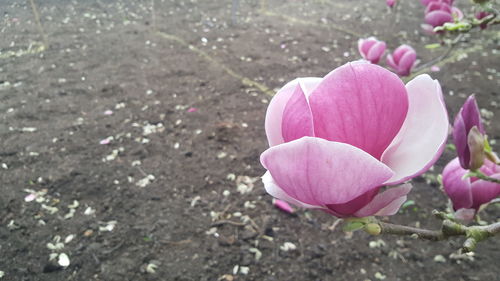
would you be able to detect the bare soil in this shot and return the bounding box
[1,0,499,280]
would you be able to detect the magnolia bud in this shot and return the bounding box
[364,223,382,235]
[467,126,485,170]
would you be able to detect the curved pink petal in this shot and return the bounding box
[470,174,500,209]
[425,2,452,14]
[282,84,315,142]
[260,137,395,205]
[381,74,449,184]
[354,184,412,217]
[366,41,386,64]
[262,171,319,208]
[396,50,417,76]
[392,45,413,64]
[358,38,377,59]
[442,158,473,210]
[308,62,409,159]
[425,11,453,27]
[421,0,453,6]
[386,54,398,70]
[265,77,322,147]
[479,159,500,175]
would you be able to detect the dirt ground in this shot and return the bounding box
[1,0,499,280]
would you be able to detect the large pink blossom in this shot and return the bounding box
[261,61,449,218]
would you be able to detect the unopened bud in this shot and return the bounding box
[364,223,382,236]
[467,126,485,170]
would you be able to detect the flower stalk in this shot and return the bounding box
[362,213,500,252]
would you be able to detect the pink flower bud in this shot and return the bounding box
[358,37,386,64]
[386,0,396,8]
[443,158,500,222]
[386,45,418,76]
[261,61,449,218]
[453,95,485,170]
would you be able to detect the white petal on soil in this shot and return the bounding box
[58,253,70,267]
[64,234,75,244]
[280,242,297,251]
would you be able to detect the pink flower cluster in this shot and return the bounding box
[358,37,418,76]
[443,96,500,222]
[420,0,463,34]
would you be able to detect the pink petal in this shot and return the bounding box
[187,107,198,113]
[265,78,322,146]
[262,171,318,208]
[470,174,500,209]
[354,184,412,217]
[366,41,386,64]
[358,38,377,59]
[425,10,453,27]
[392,45,413,64]
[454,208,476,223]
[381,74,449,184]
[308,62,409,159]
[425,2,452,14]
[281,84,314,142]
[386,54,398,70]
[260,137,395,205]
[25,193,37,202]
[273,199,295,214]
[397,50,417,76]
[442,158,473,210]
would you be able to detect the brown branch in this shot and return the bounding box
[367,218,500,252]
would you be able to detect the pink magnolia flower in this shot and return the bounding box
[358,37,386,64]
[386,0,396,8]
[386,45,418,76]
[261,61,449,218]
[443,158,500,221]
[453,95,486,170]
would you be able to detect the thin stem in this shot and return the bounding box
[378,222,447,240]
[369,218,500,252]
[467,170,500,184]
[412,34,463,73]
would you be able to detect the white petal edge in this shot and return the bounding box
[381,74,449,185]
